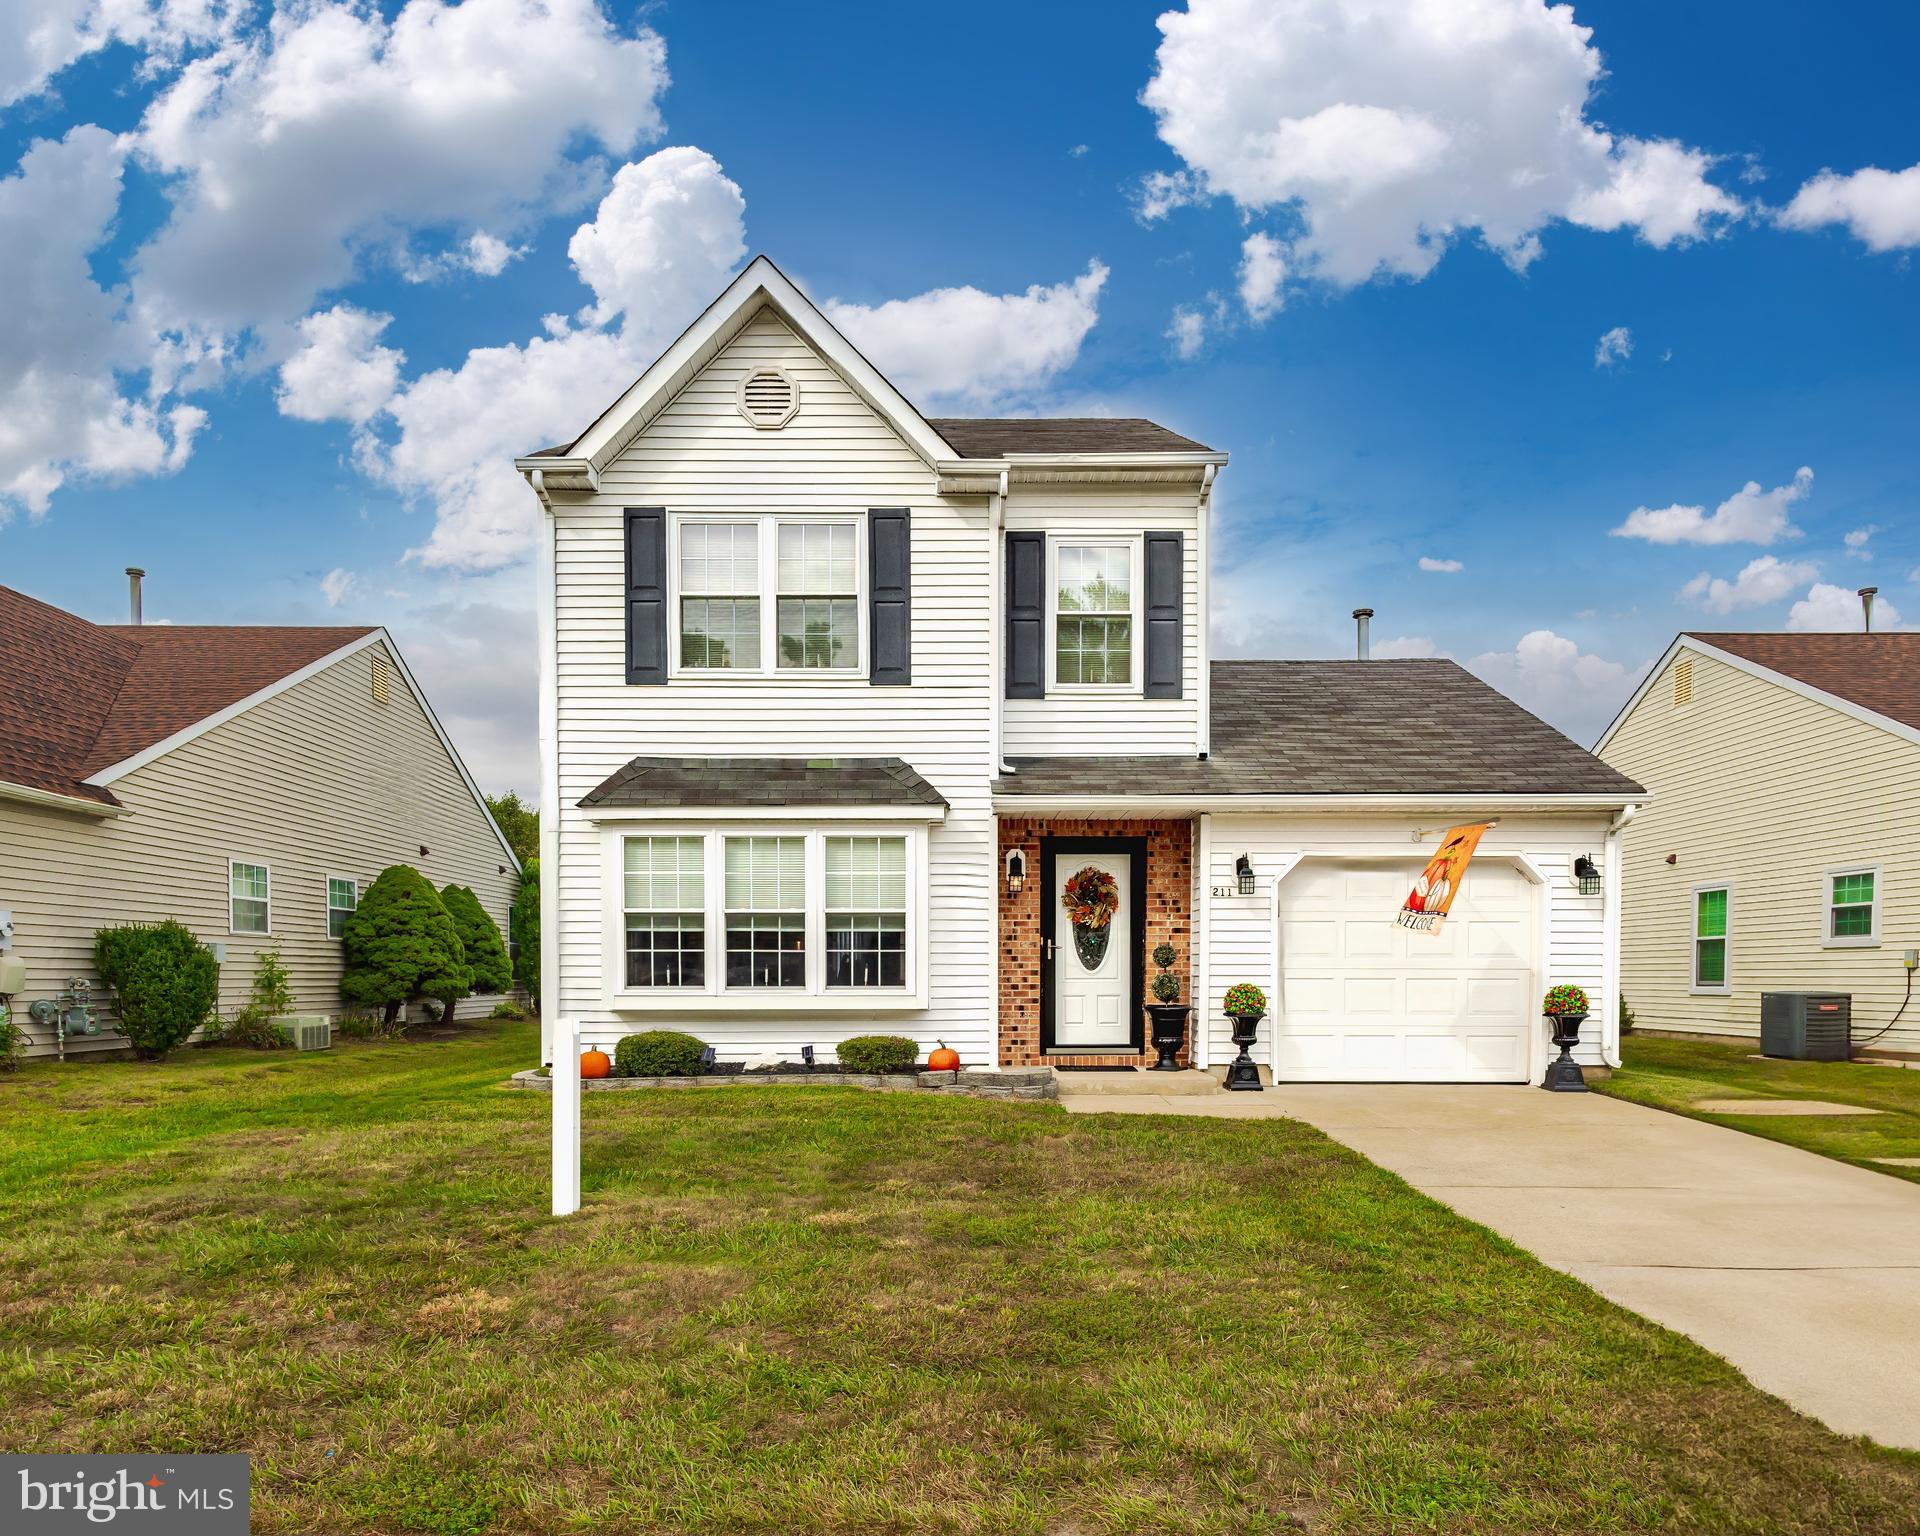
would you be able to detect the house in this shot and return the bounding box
[0,581,520,1056]
[520,255,1646,1104]
[1596,630,1920,1055]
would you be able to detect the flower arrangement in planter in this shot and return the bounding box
[1540,984,1591,1094]
[1146,941,1189,1071]
[1061,865,1120,968]
[1222,981,1268,1091]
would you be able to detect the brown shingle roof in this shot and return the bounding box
[928,418,1213,457]
[579,757,948,810]
[1686,632,1920,733]
[0,586,374,806]
[997,660,1645,798]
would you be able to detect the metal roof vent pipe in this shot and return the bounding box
[1859,586,1878,633]
[1352,607,1373,661]
[126,567,145,626]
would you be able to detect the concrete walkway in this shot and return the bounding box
[1059,1081,1920,1449]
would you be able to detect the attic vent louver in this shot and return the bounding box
[737,367,799,429]
[1672,656,1693,709]
[372,652,393,706]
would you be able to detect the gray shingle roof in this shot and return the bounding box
[579,756,949,809]
[996,660,1645,798]
[928,418,1213,457]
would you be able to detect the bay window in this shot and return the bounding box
[724,835,807,987]
[625,836,705,986]
[672,515,864,674]
[826,836,907,988]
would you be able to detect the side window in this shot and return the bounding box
[230,860,271,935]
[327,877,359,940]
[1053,542,1136,688]
[1692,885,1729,991]
[1827,868,1879,946]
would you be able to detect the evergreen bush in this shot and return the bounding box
[614,1030,707,1077]
[339,866,469,1030]
[836,1035,919,1073]
[93,920,218,1058]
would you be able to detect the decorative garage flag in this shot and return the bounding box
[1395,823,1493,933]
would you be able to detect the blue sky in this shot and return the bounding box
[2,0,1916,797]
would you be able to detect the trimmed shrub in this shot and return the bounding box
[1151,970,1182,1003]
[1223,981,1268,1018]
[340,866,470,1030]
[836,1035,918,1073]
[441,885,512,994]
[511,860,540,1006]
[1544,983,1591,1018]
[615,1030,707,1077]
[94,920,219,1059]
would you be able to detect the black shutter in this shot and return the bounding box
[624,507,667,685]
[868,508,911,685]
[1005,531,1045,699]
[1143,530,1184,699]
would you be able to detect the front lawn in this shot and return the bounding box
[3,1023,1917,1534]
[1596,1034,1920,1182]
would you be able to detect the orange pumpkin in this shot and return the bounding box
[580,1047,612,1079]
[927,1040,960,1072]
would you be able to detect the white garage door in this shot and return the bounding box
[1276,858,1536,1083]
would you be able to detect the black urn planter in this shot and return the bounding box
[1223,1011,1265,1091]
[1542,1011,1590,1092]
[1145,1004,1191,1071]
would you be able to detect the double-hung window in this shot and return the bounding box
[1692,885,1729,992]
[625,837,706,986]
[230,860,270,935]
[1826,867,1880,947]
[1053,542,1136,688]
[678,521,761,670]
[826,836,907,988]
[326,876,359,939]
[673,515,863,674]
[725,836,807,988]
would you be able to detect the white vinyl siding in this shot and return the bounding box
[1603,646,1920,1052]
[1004,486,1204,756]
[552,308,989,1059]
[0,641,518,1058]
[229,860,270,935]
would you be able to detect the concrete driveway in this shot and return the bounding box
[1267,1085,1920,1451]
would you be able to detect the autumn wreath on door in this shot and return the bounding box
[1061,865,1121,970]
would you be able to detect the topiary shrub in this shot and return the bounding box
[511,860,540,1008]
[1223,981,1268,1018]
[441,885,512,996]
[340,866,470,1031]
[93,920,219,1059]
[1151,970,1182,1003]
[614,1030,707,1077]
[836,1035,919,1073]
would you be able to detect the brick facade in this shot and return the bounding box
[997,817,1194,1066]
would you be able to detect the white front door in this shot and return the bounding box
[1275,858,1536,1082]
[1052,852,1132,1048]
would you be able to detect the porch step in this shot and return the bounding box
[1050,1067,1220,1097]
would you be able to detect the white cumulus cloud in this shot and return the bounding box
[1468,629,1640,746]
[1779,164,1920,252]
[319,568,358,607]
[1417,556,1463,573]
[0,0,243,108]
[1594,326,1632,368]
[1237,232,1286,322]
[277,306,405,427]
[1611,466,1812,546]
[1372,635,1439,658]
[1844,526,1876,560]
[1166,305,1209,361]
[1680,555,1819,614]
[1787,582,1904,633]
[823,261,1108,411]
[1138,0,1740,297]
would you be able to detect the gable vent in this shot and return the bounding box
[1672,656,1694,709]
[737,367,799,429]
[371,652,393,706]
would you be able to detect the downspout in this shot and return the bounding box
[532,470,562,1070]
[988,472,1008,1063]
[1601,802,1635,1068]
[1197,463,1214,759]
[991,469,1010,776]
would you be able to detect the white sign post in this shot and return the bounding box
[551,1017,581,1217]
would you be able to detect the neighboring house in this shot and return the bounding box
[1597,631,1920,1055]
[0,584,520,1057]
[520,256,1645,1085]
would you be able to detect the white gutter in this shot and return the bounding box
[993,792,1652,814]
[0,780,131,818]
[536,490,562,1067]
[991,469,1010,777]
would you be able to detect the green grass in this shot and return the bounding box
[4,1022,1918,1534]
[1596,1034,1920,1182]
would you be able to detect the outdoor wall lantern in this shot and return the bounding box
[1235,853,1256,896]
[1004,848,1026,898]
[1574,854,1603,896]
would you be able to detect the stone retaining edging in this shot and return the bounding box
[507,1066,1056,1101]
